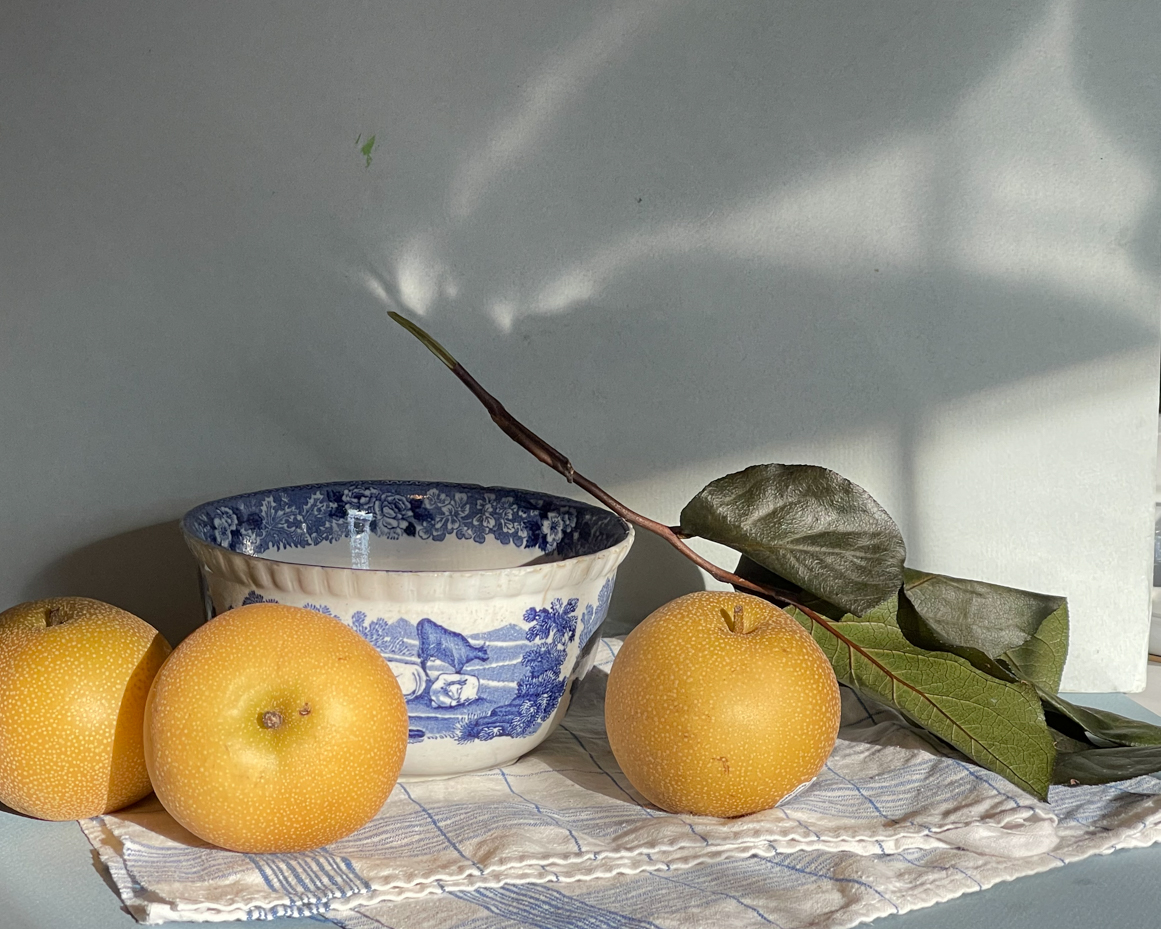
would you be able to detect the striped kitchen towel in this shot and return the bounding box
[82,638,1161,927]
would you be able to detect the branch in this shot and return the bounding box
[387,312,980,712]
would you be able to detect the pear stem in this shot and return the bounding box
[720,604,752,634]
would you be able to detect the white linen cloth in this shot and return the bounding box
[82,638,1161,927]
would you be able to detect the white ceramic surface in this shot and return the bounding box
[183,481,633,777]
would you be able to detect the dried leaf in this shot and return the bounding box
[681,464,905,615]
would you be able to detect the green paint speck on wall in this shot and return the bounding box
[357,134,376,168]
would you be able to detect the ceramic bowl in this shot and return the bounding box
[181,480,633,777]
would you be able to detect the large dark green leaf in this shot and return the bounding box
[1039,688,1161,747]
[1053,744,1161,786]
[786,607,1056,799]
[896,590,1022,684]
[1049,701,1161,784]
[1002,602,1069,696]
[900,570,1069,694]
[681,465,905,616]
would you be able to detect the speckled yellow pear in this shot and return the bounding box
[0,597,172,820]
[605,591,840,818]
[143,602,409,853]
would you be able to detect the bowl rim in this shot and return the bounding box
[181,478,634,579]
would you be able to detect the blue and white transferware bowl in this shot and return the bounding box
[182,480,633,778]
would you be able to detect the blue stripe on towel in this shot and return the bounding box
[397,783,486,874]
[647,869,785,928]
[761,852,900,913]
[455,883,665,929]
[498,766,588,856]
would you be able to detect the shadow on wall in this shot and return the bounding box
[371,0,1157,340]
[23,522,204,648]
[602,529,704,636]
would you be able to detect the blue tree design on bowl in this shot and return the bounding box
[453,598,579,743]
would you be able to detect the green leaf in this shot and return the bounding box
[1002,601,1069,696]
[786,607,1056,799]
[1052,744,1161,786]
[359,133,376,167]
[855,594,902,628]
[681,464,905,616]
[1047,692,1161,783]
[1049,725,1093,755]
[900,570,1068,694]
[1039,688,1161,747]
[896,590,1022,684]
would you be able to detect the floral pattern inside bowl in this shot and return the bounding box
[185,480,626,571]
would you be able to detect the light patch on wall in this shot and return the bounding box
[360,270,393,307]
[395,234,457,316]
[945,0,1157,312]
[447,0,677,221]
[535,271,597,314]
[470,0,1156,327]
[489,299,518,331]
[910,348,1158,692]
[525,141,934,317]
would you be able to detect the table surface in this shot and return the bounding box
[6,687,1161,929]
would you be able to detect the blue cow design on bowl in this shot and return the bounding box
[417,618,489,677]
